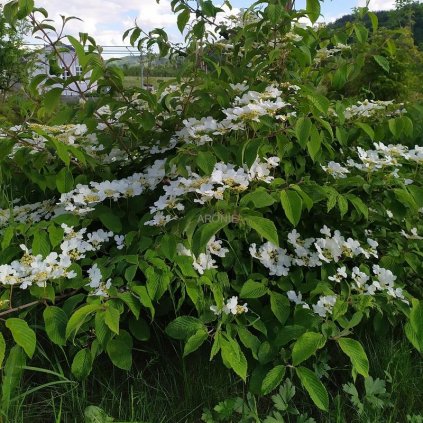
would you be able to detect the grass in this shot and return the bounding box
[123,76,174,89]
[1,330,422,422]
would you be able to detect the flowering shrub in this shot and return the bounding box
[0,0,422,414]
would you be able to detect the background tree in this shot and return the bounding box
[0,5,29,98]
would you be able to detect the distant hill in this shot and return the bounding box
[330,3,423,49]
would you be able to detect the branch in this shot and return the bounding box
[0,289,79,318]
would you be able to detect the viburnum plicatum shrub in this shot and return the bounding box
[0,0,422,413]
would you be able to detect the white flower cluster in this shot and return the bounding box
[322,142,423,179]
[287,262,408,317]
[177,236,229,275]
[145,156,280,227]
[314,44,351,64]
[321,161,350,179]
[0,224,113,290]
[250,227,379,278]
[287,291,337,318]
[59,159,167,214]
[210,296,248,316]
[174,85,293,146]
[343,100,406,120]
[87,263,112,297]
[0,199,58,231]
[4,123,128,164]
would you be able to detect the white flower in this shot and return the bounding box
[328,266,347,283]
[207,236,229,258]
[114,234,125,250]
[401,228,423,240]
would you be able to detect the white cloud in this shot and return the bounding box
[357,0,396,11]
[16,0,180,47]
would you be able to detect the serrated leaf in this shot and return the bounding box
[105,305,120,334]
[177,8,190,33]
[183,328,208,357]
[165,316,205,340]
[261,365,286,395]
[373,55,390,73]
[221,337,247,381]
[66,304,101,340]
[243,215,279,246]
[295,117,312,148]
[281,190,303,227]
[338,338,369,378]
[270,292,290,325]
[296,366,329,411]
[355,122,375,141]
[240,280,268,299]
[71,348,93,380]
[6,318,36,358]
[292,332,325,366]
[43,307,68,346]
[306,0,320,24]
[106,330,133,370]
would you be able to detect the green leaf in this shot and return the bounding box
[128,317,151,341]
[6,318,36,358]
[71,348,93,380]
[337,195,349,218]
[132,285,155,318]
[177,8,190,33]
[240,280,268,299]
[306,93,330,114]
[295,117,312,148]
[292,332,326,366]
[48,224,65,249]
[307,128,321,161]
[296,366,329,411]
[165,316,205,340]
[66,304,101,340]
[1,226,14,250]
[338,338,369,378]
[237,326,260,359]
[192,220,228,256]
[0,333,5,369]
[106,330,133,370]
[32,231,50,257]
[243,214,279,246]
[355,122,375,141]
[354,23,368,44]
[270,292,290,325]
[281,190,303,227]
[221,337,247,381]
[44,88,63,114]
[368,12,378,32]
[183,328,208,357]
[1,346,26,413]
[56,168,74,193]
[43,307,68,346]
[261,365,286,395]
[97,210,122,233]
[306,0,321,24]
[117,292,140,319]
[373,55,390,73]
[240,189,275,208]
[409,300,423,349]
[267,3,282,25]
[105,305,120,334]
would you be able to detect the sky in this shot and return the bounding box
[0,0,409,48]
